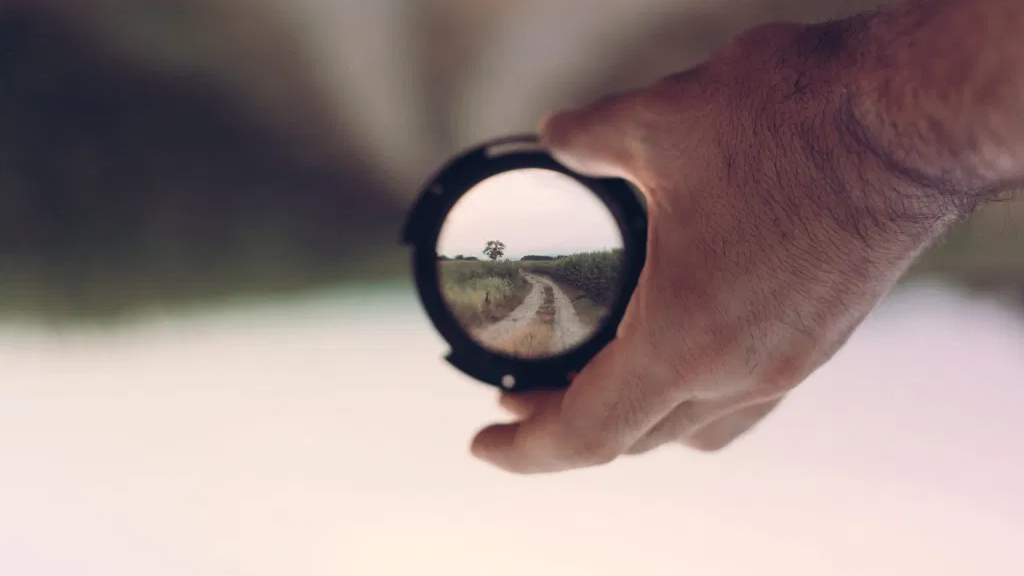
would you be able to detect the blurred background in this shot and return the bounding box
[1,1,1022,575]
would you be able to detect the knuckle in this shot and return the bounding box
[561,431,622,467]
[725,21,804,55]
[755,372,800,399]
[760,347,820,394]
[682,434,733,453]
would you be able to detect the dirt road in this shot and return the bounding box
[473,273,592,358]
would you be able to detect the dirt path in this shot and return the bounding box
[473,273,592,358]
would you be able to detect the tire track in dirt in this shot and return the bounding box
[473,272,592,358]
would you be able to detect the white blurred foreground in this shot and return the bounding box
[1,282,1022,576]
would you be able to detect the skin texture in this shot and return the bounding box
[470,0,1024,474]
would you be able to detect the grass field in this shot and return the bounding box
[438,260,532,328]
[439,249,624,334]
[522,250,623,302]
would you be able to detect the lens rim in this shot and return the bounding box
[402,134,648,392]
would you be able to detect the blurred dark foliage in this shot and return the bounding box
[0,0,1020,324]
[0,4,404,320]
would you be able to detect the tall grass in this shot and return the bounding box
[523,249,623,305]
[438,260,529,326]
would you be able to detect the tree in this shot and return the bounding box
[483,240,506,261]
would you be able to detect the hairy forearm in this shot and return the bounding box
[851,0,1024,202]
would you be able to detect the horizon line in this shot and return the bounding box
[437,247,622,259]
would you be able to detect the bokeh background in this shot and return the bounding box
[1,1,1022,575]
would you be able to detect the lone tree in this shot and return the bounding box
[483,240,506,261]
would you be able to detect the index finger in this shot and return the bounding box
[470,336,687,474]
[539,88,653,182]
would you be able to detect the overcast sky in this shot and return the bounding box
[436,168,623,260]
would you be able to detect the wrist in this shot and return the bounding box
[813,13,969,239]
[755,14,964,255]
[840,0,1023,217]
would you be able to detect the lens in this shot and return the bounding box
[436,169,625,359]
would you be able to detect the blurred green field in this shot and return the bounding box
[438,260,531,327]
[523,250,624,306]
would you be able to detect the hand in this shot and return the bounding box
[470,19,956,474]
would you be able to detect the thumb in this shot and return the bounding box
[470,333,684,474]
[538,88,652,181]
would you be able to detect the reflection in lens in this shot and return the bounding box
[435,169,625,359]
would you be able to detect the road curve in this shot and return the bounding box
[473,272,591,358]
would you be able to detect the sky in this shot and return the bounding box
[436,168,623,260]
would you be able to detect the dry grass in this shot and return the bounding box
[438,260,531,328]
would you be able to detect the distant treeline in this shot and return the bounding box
[520,255,563,261]
[437,255,480,261]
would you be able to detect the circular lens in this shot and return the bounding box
[436,168,625,360]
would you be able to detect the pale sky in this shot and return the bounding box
[436,168,623,260]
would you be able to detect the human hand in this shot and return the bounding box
[470,18,963,474]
